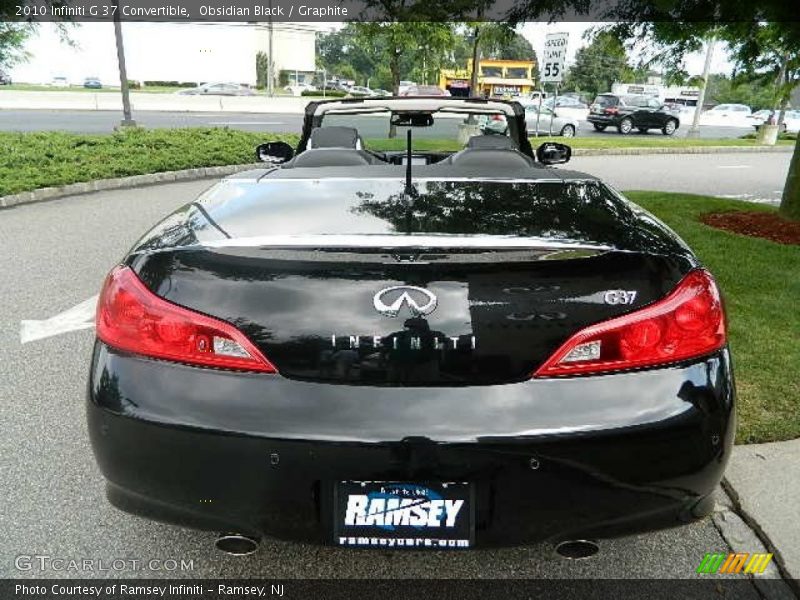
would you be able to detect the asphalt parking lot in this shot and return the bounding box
[0,150,792,592]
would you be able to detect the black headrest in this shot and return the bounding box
[284,148,376,168]
[467,135,518,150]
[448,148,534,169]
[309,126,362,149]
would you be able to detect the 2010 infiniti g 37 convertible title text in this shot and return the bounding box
[87,98,734,551]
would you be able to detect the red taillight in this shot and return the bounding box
[533,270,726,378]
[96,266,277,373]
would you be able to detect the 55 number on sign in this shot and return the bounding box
[541,32,569,84]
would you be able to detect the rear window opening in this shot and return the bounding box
[593,95,619,107]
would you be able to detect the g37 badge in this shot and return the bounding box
[604,290,637,305]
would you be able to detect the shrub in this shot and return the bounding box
[0,129,300,196]
[301,89,347,97]
[143,81,198,88]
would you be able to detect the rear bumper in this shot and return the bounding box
[587,115,619,126]
[87,342,735,547]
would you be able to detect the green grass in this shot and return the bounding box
[0,129,299,196]
[627,192,800,444]
[365,138,463,152]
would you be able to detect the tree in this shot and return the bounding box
[728,23,799,130]
[255,51,269,90]
[561,31,632,97]
[505,0,800,219]
[478,24,536,61]
[350,22,454,96]
[317,24,382,85]
[599,19,800,220]
[703,73,779,110]
[316,22,454,90]
[0,22,31,68]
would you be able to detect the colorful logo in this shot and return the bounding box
[697,552,773,574]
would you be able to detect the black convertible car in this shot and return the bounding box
[88,98,733,554]
[588,93,681,135]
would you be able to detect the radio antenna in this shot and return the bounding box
[404,128,416,197]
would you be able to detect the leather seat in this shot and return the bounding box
[465,134,519,150]
[308,126,365,149]
[286,148,377,168]
[283,126,386,168]
[446,135,534,168]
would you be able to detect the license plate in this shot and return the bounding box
[333,481,474,549]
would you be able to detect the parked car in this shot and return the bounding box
[701,103,752,126]
[748,109,800,134]
[481,108,578,138]
[777,110,800,134]
[324,80,352,93]
[83,77,102,89]
[705,103,752,118]
[347,85,377,97]
[546,95,586,106]
[177,82,255,96]
[588,94,680,135]
[88,96,733,553]
[50,76,69,88]
[543,95,590,122]
[285,83,316,96]
[0,70,12,85]
[398,80,416,95]
[373,89,392,97]
[523,105,579,137]
[399,85,450,97]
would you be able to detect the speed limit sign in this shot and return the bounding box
[541,32,569,83]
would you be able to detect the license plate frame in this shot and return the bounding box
[333,481,474,549]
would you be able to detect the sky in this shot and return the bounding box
[7,21,734,85]
[519,22,733,78]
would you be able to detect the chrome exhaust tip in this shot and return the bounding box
[215,533,260,556]
[554,539,600,560]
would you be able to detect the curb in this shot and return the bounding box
[0,163,261,209]
[0,145,794,210]
[571,145,794,156]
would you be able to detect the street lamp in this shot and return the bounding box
[112,0,135,127]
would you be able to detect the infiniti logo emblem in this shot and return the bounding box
[373,286,438,318]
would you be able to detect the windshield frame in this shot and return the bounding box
[298,98,533,159]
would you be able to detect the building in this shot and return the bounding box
[439,58,537,98]
[611,82,702,107]
[9,22,318,88]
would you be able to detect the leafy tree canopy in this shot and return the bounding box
[560,31,632,97]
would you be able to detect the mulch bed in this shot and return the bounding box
[700,211,800,245]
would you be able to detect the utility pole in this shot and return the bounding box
[112,0,135,127]
[687,35,715,138]
[469,24,481,98]
[267,0,274,97]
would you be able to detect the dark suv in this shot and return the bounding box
[588,94,680,135]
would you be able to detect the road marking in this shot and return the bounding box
[207,121,283,126]
[20,295,97,344]
[716,165,751,169]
